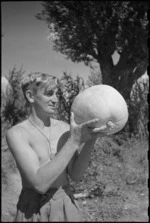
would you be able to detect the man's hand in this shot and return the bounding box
[90,120,115,136]
[70,112,102,146]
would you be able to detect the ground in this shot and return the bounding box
[78,188,148,222]
[2,147,148,222]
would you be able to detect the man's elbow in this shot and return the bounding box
[34,183,51,195]
[32,178,53,195]
[34,185,47,195]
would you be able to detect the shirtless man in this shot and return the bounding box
[6,72,108,222]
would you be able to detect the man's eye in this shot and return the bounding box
[46,91,54,96]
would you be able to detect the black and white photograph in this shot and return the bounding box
[1,1,149,222]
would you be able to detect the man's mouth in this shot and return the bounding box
[48,104,56,109]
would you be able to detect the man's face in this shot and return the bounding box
[33,82,58,116]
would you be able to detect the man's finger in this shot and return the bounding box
[82,118,99,127]
[90,125,107,133]
[70,112,75,124]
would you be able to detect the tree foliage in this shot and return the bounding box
[55,71,148,139]
[56,72,85,123]
[127,77,149,139]
[36,1,148,101]
[87,63,102,87]
[1,67,29,127]
[1,67,148,140]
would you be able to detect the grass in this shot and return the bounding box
[121,139,148,190]
[70,135,148,221]
[71,135,148,192]
[2,146,18,188]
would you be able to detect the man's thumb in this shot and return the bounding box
[70,112,75,124]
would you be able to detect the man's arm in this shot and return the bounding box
[67,138,97,182]
[67,118,109,182]
[6,113,102,194]
[6,126,78,194]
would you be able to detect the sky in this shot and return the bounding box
[1,1,92,82]
[1,1,147,85]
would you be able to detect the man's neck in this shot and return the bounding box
[29,110,51,129]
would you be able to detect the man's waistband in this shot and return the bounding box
[22,184,71,200]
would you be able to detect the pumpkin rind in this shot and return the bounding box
[71,85,128,134]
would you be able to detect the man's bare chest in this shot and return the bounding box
[27,125,67,164]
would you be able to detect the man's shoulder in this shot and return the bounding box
[6,120,29,138]
[6,120,31,152]
[52,118,70,132]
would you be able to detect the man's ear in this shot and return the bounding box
[25,90,35,103]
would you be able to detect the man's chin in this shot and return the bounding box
[48,109,56,115]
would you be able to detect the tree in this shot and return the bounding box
[36,1,148,102]
[56,72,85,123]
[128,77,149,139]
[87,62,102,87]
[1,67,29,127]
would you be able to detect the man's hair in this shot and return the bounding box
[21,72,58,102]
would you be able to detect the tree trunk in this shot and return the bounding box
[97,49,147,102]
[97,55,114,86]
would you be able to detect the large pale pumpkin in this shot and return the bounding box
[71,85,128,135]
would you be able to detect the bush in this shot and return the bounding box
[2,148,18,189]
[56,71,148,140]
[125,78,149,140]
[1,67,29,128]
[56,72,85,123]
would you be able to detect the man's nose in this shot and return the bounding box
[52,93,58,103]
